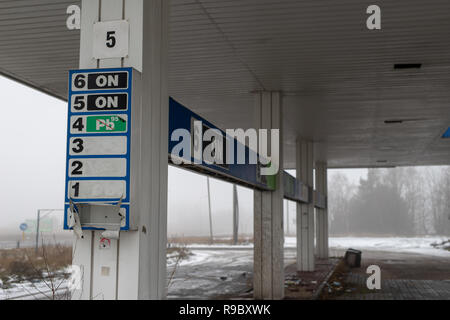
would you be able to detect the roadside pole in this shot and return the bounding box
[207,177,213,244]
[35,209,40,254]
[232,184,239,245]
[288,200,291,236]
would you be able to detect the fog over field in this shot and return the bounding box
[0,75,449,241]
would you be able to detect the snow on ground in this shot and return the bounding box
[169,236,450,298]
[183,236,450,257]
[184,243,252,250]
[0,278,68,300]
[180,250,254,267]
[2,237,448,299]
[291,236,450,257]
[167,250,256,299]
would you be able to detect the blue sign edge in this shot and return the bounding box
[168,97,274,190]
[64,67,133,231]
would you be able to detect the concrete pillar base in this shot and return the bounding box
[316,162,329,259]
[296,139,315,271]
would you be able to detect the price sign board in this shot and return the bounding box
[64,68,132,230]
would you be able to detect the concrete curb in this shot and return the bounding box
[311,259,342,300]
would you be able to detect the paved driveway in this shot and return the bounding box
[329,250,450,300]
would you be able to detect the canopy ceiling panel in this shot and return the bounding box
[1,0,450,168]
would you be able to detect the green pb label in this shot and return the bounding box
[86,115,127,133]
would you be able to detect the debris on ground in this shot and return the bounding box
[431,239,450,251]
[283,258,341,300]
[166,245,192,265]
[319,259,350,299]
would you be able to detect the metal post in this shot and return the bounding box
[296,139,315,271]
[35,209,40,254]
[207,177,213,244]
[316,162,329,259]
[286,200,290,236]
[232,184,239,245]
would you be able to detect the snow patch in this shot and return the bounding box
[326,236,450,257]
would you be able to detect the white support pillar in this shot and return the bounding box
[253,91,284,300]
[73,0,169,300]
[232,184,239,245]
[296,139,315,271]
[315,162,329,259]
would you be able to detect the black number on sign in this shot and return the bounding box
[72,183,80,197]
[106,31,116,48]
[72,117,84,131]
[72,138,84,153]
[73,96,86,111]
[71,161,83,175]
[74,74,86,89]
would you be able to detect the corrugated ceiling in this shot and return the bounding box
[1,0,450,168]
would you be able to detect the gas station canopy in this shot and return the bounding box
[1,0,450,168]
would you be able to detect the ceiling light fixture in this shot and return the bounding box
[384,120,403,124]
[394,63,422,69]
[384,118,427,124]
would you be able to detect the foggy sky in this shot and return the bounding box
[0,75,366,236]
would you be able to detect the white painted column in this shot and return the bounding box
[72,0,169,300]
[315,162,329,259]
[296,139,315,271]
[253,91,284,300]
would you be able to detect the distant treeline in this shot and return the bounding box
[329,167,450,236]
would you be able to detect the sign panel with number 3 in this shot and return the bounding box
[93,20,129,59]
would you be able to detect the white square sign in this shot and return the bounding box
[93,20,129,59]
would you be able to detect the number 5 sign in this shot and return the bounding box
[93,20,129,59]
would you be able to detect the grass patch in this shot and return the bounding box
[0,245,72,290]
[167,246,192,261]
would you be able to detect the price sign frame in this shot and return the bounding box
[64,67,133,231]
